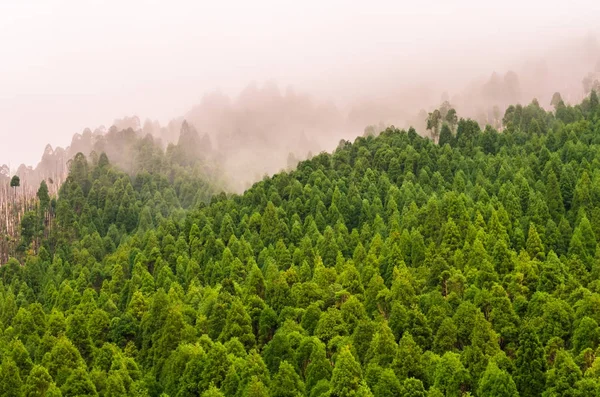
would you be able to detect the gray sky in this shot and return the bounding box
[1,0,599,168]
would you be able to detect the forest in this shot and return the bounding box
[0,90,600,397]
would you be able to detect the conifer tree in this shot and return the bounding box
[526,224,545,261]
[270,361,304,397]
[0,359,23,397]
[331,346,364,397]
[306,343,332,393]
[514,324,546,397]
[543,350,582,397]
[546,171,564,221]
[477,361,518,397]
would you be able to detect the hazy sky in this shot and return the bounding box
[1,0,599,168]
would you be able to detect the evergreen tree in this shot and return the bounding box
[331,346,364,397]
[60,367,97,397]
[477,361,518,397]
[526,224,545,261]
[0,359,23,397]
[373,368,402,397]
[306,343,333,393]
[220,299,255,349]
[433,352,469,397]
[23,365,54,397]
[543,350,582,397]
[270,361,304,397]
[546,171,564,221]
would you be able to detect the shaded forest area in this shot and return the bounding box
[0,89,599,396]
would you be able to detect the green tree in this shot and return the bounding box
[246,376,270,397]
[477,361,518,397]
[306,342,332,393]
[392,332,423,381]
[23,365,54,397]
[203,384,226,397]
[546,171,564,221]
[572,316,600,354]
[427,110,442,142]
[60,367,97,397]
[526,224,545,261]
[0,359,23,397]
[438,124,454,147]
[373,368,402,397]
[220,299,255,349]
[543,350,582,397]
[433,318,457,354]
[331,346,363,397]
[433,352,469,397]
[270,361,304,397]
[366,321,397,367]
[37,180,51,210]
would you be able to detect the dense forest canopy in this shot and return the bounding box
[0,91,600,397]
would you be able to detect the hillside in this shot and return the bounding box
[0,122,227,263]
[1,92,600,396]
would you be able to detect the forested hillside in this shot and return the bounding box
[1,92,600,397]
[0,122,226,263]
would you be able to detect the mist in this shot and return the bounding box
[1,0,600,191]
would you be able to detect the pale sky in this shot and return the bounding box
[1,0,599,168]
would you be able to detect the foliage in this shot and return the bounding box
[1,94,600,396]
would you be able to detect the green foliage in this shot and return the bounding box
[10,175,20,188]
[514,324,546,397]
[331,346,363,397]
[0,359,23,397]
[477,361,518,397]
[3,95,600,396]
[543,350,582,397]
[271,361,304,397]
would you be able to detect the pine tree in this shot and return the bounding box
[438,124,454,147]
[402,378,426,397]
[201,343,231,391]
[203,384,226,397]
[572,316,600,354]
[366,321,397,368]
[572,215,597,260]
[392,332,423,381]
[246,376,270,397]
[433,318,457,354]
[66,310,94,364]
[537,251,565,293]
[261,202,280,246]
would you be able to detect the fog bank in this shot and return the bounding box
[1,1,599,189]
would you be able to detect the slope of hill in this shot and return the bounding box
[0,123,226,263]
[0,92,599,396]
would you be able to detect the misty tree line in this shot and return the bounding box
[0,173,61,264]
